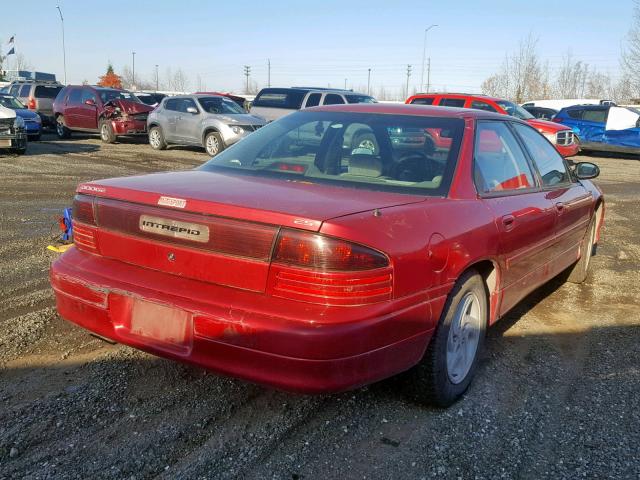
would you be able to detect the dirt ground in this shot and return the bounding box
[0,132,638,480]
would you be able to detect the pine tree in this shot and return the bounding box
[97,63,123,89]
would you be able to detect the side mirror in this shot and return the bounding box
[574,162,600,180]
[186,106,198,114]
[84,99,96,106]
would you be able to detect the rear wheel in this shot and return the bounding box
[56,116,71,139]
[204,131,224,156]
[566,214,597,284]
[407,270,487,407]
[149,126,167,150]
[99,119,116,144]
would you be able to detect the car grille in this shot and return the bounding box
[556,130,575,146]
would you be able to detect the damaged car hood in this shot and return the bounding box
[105,99,154,115]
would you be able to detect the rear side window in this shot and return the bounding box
[512,123,571,187]
[35,85,62,98]
[410,97,434,105]
[439,98,466,108]
[323,94,345,105]
[566,109,583,119]
[68,89,82,104]
[305,93,321,108]
[474,121,536,193]
[470,100,498,112]
[19,84,31,97]
[252,89,306,109]
[582,109,607,123]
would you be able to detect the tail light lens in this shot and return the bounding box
[72,195,98,252]
[268,229,392,306]
[28,97,36,110]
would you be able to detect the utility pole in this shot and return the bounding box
[267,59,271,87]
[131,51,136,90]
[367,68,371,95]
[426,58,431,93]
[344,78,347,90]
[420,25,438,92]
[55,6,67,84]
[405,64,412,98]
[155,64,159,92]
[244,65,251,93]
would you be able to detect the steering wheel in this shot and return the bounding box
[391,152,432,182]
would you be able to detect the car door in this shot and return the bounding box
[78,88,99,130]
[176,98,201,144]
[512,122,593,268]
[473,120,557,316]
[162,98,181,142]
[64,88,83,128]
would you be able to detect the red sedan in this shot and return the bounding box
[50,104,604,406]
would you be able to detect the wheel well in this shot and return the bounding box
[466,260,499,324]
[202,128,220,143]
[148,122,159,129]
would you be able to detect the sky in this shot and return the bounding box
[0,0,634,96]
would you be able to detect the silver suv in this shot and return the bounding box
[7,80,63,128]
[147,94,266,156]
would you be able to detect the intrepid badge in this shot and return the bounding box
[157,196,187,209]
[139,215,209,243]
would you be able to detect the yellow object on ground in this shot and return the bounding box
[47,244,74,253]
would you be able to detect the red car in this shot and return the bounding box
[50,104,604,406]
[53,85,154,143]
[406,93,580,157]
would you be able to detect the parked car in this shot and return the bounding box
[7,80,63,128]
[553,104,640,154]
[147,94,267,156]
[136,92,167,108]
[0,104,27,154]
[521,99,616,110]
[0,93,42,140]
[250,87,377,121]
[522,105,558,121]
[53,85,154,143]
[406,93,579,157]
[50,104,604,406]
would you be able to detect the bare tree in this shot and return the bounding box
[172,69,190,93]
[12,53,33,72]
[120,65,134,90]
[554,52,589,98]
[622,0,640,96]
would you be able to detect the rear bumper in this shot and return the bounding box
[111,119,147,136]
[50,248,439,393]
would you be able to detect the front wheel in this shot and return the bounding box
[99,119,116,144]
[407,270,488,407]
[148,126,167,150]
[204,131,224,156]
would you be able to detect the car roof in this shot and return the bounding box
[410,92,505,103]
[257,87,370,96]
[170,94,226,99]
[311,102,512,120]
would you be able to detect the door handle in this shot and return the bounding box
[555,202,565,213]
[501,215,515,231]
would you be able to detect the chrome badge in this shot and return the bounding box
[139,215,209,243]
[157,196,187,209]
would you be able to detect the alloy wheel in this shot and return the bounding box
[446,292,482,384]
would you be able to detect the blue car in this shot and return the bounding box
[0,93,42,140]
[554,104,640,154]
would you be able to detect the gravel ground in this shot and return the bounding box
[0,133,638,479]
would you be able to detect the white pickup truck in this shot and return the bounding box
[249,87,377,122]
[0,104,27,154]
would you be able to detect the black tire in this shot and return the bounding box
[566,214,597,284]
[15,147,27,155]
[99,119,117,144]
[28,134,41,141]
[407,270,488,407]
[56,116,71,139]
[148,126,167,150]
[204,131,224,156]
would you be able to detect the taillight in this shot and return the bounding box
[268,229,392,306]
[28,97,36,110]
[72,195,98,252]
[272,229,388,271]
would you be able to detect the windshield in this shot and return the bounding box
[200,111,464,196]
[198,96,245,114]
[98,90,141,104]
[496,100,534,120]
[0,95,25,109]
[345,95,377,104]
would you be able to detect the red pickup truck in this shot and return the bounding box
[406,93,579,157]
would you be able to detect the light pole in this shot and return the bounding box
[420,24,438,93]
[55,6,67,84]
[367,68,371,95]
[344,78,347,90]
[131,51,136,90]
[155,64,159,92]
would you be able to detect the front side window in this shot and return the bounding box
[9,85,20,96]
[200,111,464,196]
[178,98,198,113]
[439,98,465,108]
[512,123,571,187]
[496,100,535,120]
[474,121,536,194]
[323,94,346,105]
[410,97,434,105]
[81,89,97,104]
[164,98,179,111]
[305,93,322,108]
[198,96,244,114]
[68,89,82,104]
[566,109,583,119]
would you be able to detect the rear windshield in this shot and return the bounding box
[200,111,464,196]
[252,89,306,109]
[34,85,62,98]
